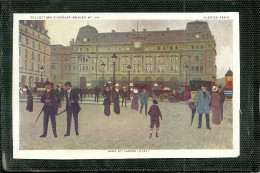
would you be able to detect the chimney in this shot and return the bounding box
[112,30,116,33]
[132,29,136,32]
[166,27,170,31]
[143,28,146,32]
[70,38,74,46]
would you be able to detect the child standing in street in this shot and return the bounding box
[148,100,163,138]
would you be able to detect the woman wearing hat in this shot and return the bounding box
[131,85,139,111]
[113,83,120,115]
[25,85,33,112]
[103,84,111,116]
[211,86,221,125]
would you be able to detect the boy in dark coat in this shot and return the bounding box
[148,100,163,138]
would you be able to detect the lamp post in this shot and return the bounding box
[111,53,117,102]
[127,64,132,100]
[185,65,189,87]
[101,62,105,88]
[212,75,216,86]
[40,66,45,83]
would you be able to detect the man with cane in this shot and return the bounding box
[64,82,81,136]
[39,81,61,138]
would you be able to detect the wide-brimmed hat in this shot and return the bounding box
[105,83,110,87]
[25,85,28,89]
[123,86,126,89]
[44,81,52,86]
[212,86,218,92]
[64,81,72,86]
[115,83,119,87]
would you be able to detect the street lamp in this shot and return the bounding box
[101,62,106,88]
[185,65,189,87]
[40,65,45,83]
[111,53,117,102]
[212,75,216,86]
[127,64,132,100]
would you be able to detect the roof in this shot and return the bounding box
[225,69,233,76]
[75,21,214,44]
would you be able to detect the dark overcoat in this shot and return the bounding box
[65,89,81,114]
[41,89,61,114]
[113,90,120,114]
[26,89,33,112]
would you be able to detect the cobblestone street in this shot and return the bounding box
[19,100,233,150]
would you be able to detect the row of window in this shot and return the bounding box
[23,60,43,72]
[23,25,47,40]
[19,35,47,53]
[20,48,46,63]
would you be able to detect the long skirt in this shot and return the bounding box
[212,107,221,125]
[26,95,33,112]
[104,104,110,116]
[131,99,139,110]
[114,102,120,114]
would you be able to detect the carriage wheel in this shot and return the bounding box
[159,94,165,102]
[168,96,176,103]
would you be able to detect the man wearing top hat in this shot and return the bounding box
[40,81,61,138]
[56,84,62,108]
[194,85,212,129]
[120,86,128,108]
[64,81,81,136]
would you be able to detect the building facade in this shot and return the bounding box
[19,20,51,88]
[51,21,217,89]
[50,45,72,86]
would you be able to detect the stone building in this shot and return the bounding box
[19,20,51,88]
[52,21,217,89]
[50,45,72,87]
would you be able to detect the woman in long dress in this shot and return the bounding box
[131,86,139,111]
[25,86,33,112]
[113,84,120,115]
[211,86,221,125]
[103,84,111,117]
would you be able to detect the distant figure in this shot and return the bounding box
[83,88,87,98]
[64,82,81,136]
[40,81,61,138]
[94,85,100,103]
[194,85,212,130]
[103,84,111,117]
[56,85,62,108]
[61,86,65,100]
[79,88,84,103]
[211,86,221,125]
[140,87,148,116]
[120,86,128,107]
[25,85,33,112]
[131,86,139,111]
[218,86,225,121]
[148,100,163,138]
[113,83,120,115]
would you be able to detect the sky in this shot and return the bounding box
[46,20,233,79]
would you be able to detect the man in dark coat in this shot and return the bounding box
[40,81,61,138]
[25,85,33,112]
[61,86,65,100]
[64,82,81,136]
[94,85,100,103]
[120,86,128,108]
[218,86,225,121]
[113,83,120,115]
[79,88,84,103]
[140,87,148,116]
